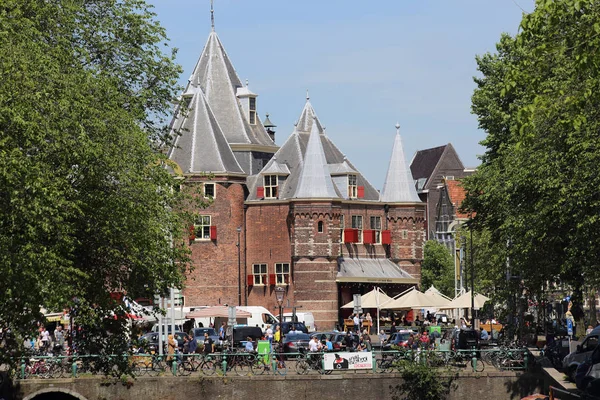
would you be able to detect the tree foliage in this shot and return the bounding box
[463,0,600,332]
[421,240,454,298]
[0,0,194,366]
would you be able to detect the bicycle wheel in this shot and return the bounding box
[472,358,485,373]
[149,360,167,376]
[177,360,193,376]
[234,361,252,376]
[37,363,51,379]
[275,360,287,376]
[295,359,309,375]
[48,362,65,378]
[200,360,216,376]
[376,358,391,373]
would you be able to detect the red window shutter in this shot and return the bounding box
[210,225,217,240]
[269,274,276,286]
[382,230,391,245]
[357,186,365,198]
[188,225,196,241]
[363,230,375,244]
[343,229,354,243]
[257,186,264,198]
[247,275,254,286]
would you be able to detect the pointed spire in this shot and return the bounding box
[294,118,339,199]
[210,0,215,31]
[306,89,310,101]
[296,96,323,133]
[380,123,421,203]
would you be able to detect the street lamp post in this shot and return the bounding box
[237,226,242,306]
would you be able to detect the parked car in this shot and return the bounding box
[271,322,309,335]
[281,333,311,355]
[139,331,189,353]
[310,331,347,351]
[563,325,600,382]
[231,326,263,349]
[382,330,413,351]
[576,343,600,396]
[283,312,316,332]
[444,327,479,351]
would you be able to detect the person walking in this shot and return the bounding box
[365,313,373,335]
[353,313,360,333]
[167,334,177,362]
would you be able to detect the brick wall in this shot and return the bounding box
[183,178,245,307]
[387,204,426,281]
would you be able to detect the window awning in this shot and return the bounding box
[337,257,418,284]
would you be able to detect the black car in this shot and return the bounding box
[382,330,413,351]
[272,322,308,335]
[139,331,189,353]
[231,326,263,348]
[281,333,311,355]
[447,328,479,350]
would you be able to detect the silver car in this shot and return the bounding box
[563,325,600,382]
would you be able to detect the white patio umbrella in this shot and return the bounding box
[440,291,490,310]
[424,285,452,308]
[341,287,393,335]
[381,286,437,310]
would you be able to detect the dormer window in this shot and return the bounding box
[249,97,256,125]
[348,174,357,198]
[264,175,278,199]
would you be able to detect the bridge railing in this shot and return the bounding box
[13,347,531,379]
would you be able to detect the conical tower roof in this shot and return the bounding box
[168,89,244,175]
[380,124,421,203]
[186,31,275,147]
[294,119,339,199]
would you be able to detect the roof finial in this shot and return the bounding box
[306,89,310,101]
[210,0,215,31]
[246,79,249,87]
[395,122,400,133]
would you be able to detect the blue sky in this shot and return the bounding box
[151,0,535,189]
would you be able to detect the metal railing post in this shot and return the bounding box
[372,350,376,373]
[21,357,26,379]
[471,349,477,372]
[221,353,227,376]
[524,350,528,369]
[72,357,77,378]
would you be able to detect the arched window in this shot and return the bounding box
[317,221,324,233]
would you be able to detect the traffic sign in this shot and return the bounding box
[567,319,573,336]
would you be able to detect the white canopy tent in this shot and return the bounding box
[381,287,437,310]
[440,291,490,310]
[341,287,394,335]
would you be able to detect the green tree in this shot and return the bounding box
[463,0,600,335]
[421,240,455,298]
[0,0,196,368]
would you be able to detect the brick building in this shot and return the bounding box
[168,25,426,330]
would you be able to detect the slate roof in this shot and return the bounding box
[167,89,244,175]
[294,119,339,199]
[337,257,418,284]
[410,145,447,183]
[380,125,421,203]
[186,31,275,148]
[246,99,380,201]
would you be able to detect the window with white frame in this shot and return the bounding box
[352,215,363,242]
[275,263,290,285]
[370,216,381,243]
[249,97,256,124]
[194,215,211,240]
[203,183,215,198]
[348,174,357,198]
[317,221,324,233]
[252,264,267,285]
[264,175,278,198]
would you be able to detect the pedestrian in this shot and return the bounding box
[365,313,373,334]
[378,330,386,344]
[40,326,50,353]
[54,326,65,351]
[167,334,177,362]
[219,322,226,341]
[189,334,198,354]
[390,321,397,334]
[245,337,255,352]
[203,332,214,355]
[325,337,333,352]
[353,313,360,333]
[419,331,430,349]
[274,325,282,343]
[586,325,593,335]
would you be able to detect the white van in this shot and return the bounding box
[283,312,316,332]
[236,306,279,331]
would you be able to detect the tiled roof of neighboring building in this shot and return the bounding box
[380,125,421,203]
[446,179,470,219]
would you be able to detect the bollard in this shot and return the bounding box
[21,358,26,379]
[372,351,376,373]
[172,359,177,376]
[524,351,528,369]
[221,354,227,376]
[471,349,477,372]
[272,355,277,373]
[72,359,77,378]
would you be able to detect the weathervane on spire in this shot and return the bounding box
[211,0,215,31]
[306,89,309,101]
[395,122,400,133]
